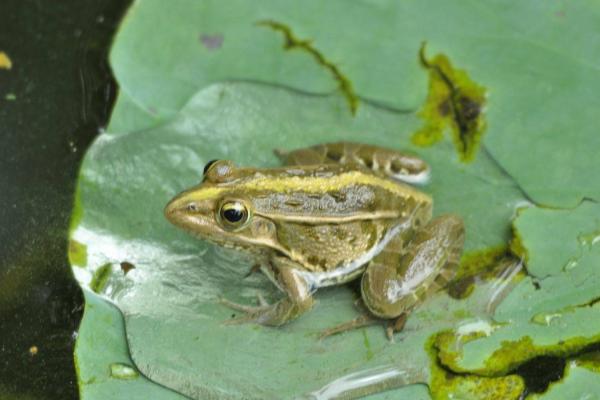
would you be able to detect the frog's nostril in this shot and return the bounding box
[187,203,199,212]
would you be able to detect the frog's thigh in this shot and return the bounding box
[361,215,465,319]
[275,142,429,183]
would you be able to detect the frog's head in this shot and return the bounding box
[164,160,280,253]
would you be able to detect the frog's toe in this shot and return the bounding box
[319,314,378,340]
[219,296,270,314]
[385,314,408,342]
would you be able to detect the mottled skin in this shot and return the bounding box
[165,142,464,335]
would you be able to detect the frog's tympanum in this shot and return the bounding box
[165,142,464,337]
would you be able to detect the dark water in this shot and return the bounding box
[0,1,130,398]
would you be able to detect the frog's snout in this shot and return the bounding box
[164,194,193,224]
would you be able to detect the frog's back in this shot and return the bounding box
[232,164,431,223]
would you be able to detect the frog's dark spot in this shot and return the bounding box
[330,191,346,203]
[230,314,236,318]
[326,149,343,162]
[284,199,303,208]
[334,227,348,241]
[389,161,409,175]
[532,280,541,290]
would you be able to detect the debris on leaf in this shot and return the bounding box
[412,43,487,162]
[258,20,359,115]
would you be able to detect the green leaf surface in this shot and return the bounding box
[436,202,600,375]
[72,1,600,398]
[532,355,600,400]
[73,82,527,399]
[75,290,185,400]
[109,0,600,206]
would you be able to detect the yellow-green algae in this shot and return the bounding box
[427,334,524,399]
[90,263,112,294]
[412,43,487,162]
[68,239,88,267]
[455,246,508,281]
[437,333,600,376]
[69,183,84,233]
[509,224,529,264]
[575,351,600,373]
[447,246,519,299]
[258,20,359,115]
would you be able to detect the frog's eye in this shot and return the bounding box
[203,159,219,175]
[204,160,235,183]
[218,200,251,231]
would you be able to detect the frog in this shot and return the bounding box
[164,142,464,338]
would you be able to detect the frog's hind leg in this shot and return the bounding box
[361,215,465,336]
[275,142,430,184]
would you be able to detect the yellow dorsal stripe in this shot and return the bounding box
[190,171,430,202]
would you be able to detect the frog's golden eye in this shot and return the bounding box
[218,200,251,231]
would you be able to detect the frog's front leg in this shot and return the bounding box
[275,142,430,184]
[361,215,465,329]
[221,259,315,326]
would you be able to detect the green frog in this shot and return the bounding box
[164,142,464,337]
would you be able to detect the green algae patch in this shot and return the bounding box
[428,334,524,400]
[435,202,600,377]
[438,331,600,377]
[529,359,600,400]
[68,239,88,268]
[447,247,521,300]
[258,20,359,115]
[574,351,600,374]
[412,43,487,162]
[90,263,112,294]
[508,224,528,264]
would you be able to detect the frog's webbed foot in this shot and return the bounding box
[242,263,262,279]
[319,313,408,342]
[221,264,315,327]
[319,314,378,340]
[385,314,408,342]
[220,295,272,325]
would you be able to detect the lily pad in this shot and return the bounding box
[435,202,600,376]
[109,0,600,207]
[530,354,600,400]
[75,289,185,399]
[71,0,600,398]
[72,82,528,399]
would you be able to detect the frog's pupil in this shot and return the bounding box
[223,208,244,223]
[203,159,219,175]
